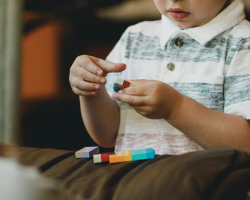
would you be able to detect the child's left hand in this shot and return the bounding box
[112,80,183,120]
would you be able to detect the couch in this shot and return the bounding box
[17,147,250,200]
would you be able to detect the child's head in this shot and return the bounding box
[154,0,233,29]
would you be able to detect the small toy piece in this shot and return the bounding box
[109,152,125,163]
[93,153,115,163]
[130,148,155,161]
[113,78,136,92]
[113,78,125,88]
[75,146,99,158]
[123,80,131,88]
[113,85,121,92]
[124,150,132,162]
[145,148,155,159]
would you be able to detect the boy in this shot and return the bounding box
[69,0,250,155]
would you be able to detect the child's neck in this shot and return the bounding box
[221,0,233,12]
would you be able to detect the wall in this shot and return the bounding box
[21,23,61,101]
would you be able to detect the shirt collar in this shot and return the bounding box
[160,0,245,50]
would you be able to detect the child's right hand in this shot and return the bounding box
[69,55,126,96]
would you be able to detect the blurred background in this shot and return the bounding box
[1,0,250,152]
[21,0,161,152]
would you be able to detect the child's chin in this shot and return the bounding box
[172,20,194,29]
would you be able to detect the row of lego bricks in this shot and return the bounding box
[107,148,155,164]
[75,146,155,164]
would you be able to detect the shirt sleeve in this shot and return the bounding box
[224,36,250,120]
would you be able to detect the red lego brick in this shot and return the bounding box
[101,153,114,162]
[123,80,131,88]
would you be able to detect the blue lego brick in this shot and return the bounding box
[145,148,155,159]
[113,85,119,92]
[130,149,147,161]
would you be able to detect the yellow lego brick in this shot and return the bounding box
[124,150,132,162]
[130,83,136,87]
[109,153,125,163]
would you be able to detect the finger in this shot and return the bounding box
[112,92,147,106]
[122,85,147,96]
[132,105,148,115]
[90,56,126,73]
[72,87,98,96]
[70,77,101,91]
[75,67,106,84]
[75,55,104,76]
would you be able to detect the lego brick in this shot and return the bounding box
[123,80,131,88]
[75,146,99,158]
[101,153,109,162]
[93,153,115,163]
[93,154,102,163]
[124,150,132,162]
[131,149,147,161]
[145,148,155,159]
[113,78,124,88]
[113,85,119,92]
[109,152,125,163]
[130,149,155,161]
[101,153,115,162]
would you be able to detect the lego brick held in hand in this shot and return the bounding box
[113,78,124,88]
[113,78,136,92]
[113,85,121,92]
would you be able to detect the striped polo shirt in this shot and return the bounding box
[105,0,250,155]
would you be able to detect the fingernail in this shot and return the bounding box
[97,70,102,76]
[95,84,100,89]
[118,90,124,94]
[101,78,106,84]
[112,93,117,98]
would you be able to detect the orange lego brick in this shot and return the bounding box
[109,153,125,163]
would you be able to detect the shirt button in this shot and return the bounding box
[175,37,184,47]
[167,63,175,71]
